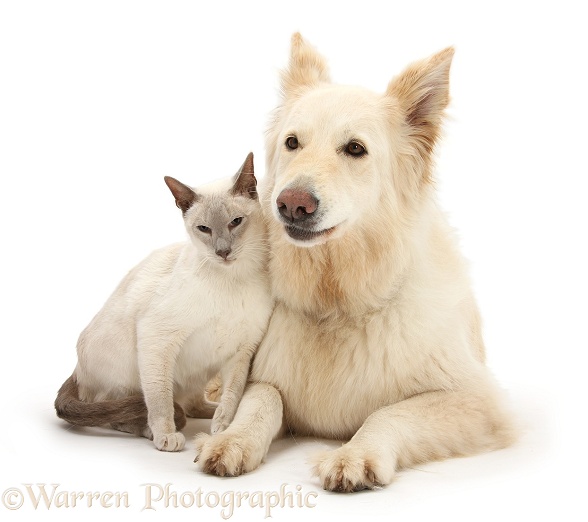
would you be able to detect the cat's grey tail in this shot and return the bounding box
[54,374,186,431]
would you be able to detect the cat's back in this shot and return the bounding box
[112,242,185,302]
[75,241,187,395]
[80,241,186,333]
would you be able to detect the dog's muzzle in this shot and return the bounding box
[276,189,318,224]
[276,188,336,242]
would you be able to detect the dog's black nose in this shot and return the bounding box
[276,189,318,223]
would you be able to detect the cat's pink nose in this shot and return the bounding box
[216,248,231,260]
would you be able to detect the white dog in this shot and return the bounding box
[194,34,515,492]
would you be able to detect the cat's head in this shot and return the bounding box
[164,153,264,266]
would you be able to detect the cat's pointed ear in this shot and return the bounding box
[231,152,258,200]
[164,176,199,214]
[280,33,330,100]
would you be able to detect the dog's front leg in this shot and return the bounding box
[194,382,284,476]
[312,387,514,492]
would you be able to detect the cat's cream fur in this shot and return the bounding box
[193,35,515,489]
[55,153,272,452]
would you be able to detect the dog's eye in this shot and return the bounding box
[345,141,367,157]
[197,225,211,234]
[229,217,243,228]
[285,136,299,150]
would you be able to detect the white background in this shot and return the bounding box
[1,1,586,520]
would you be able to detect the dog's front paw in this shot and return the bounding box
[153,431,185,452]
[193,432,263,476]
[311,445,392,492]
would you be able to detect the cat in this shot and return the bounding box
[55,152,273,452]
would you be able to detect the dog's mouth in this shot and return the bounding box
[284,224,337,242]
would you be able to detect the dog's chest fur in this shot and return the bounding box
[251,291,470,439]
[250,207,482,439]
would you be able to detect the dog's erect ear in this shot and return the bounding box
[231,152,258,200]
[386,47,454,155]
[164,176,200,214]
[280,33,330,99]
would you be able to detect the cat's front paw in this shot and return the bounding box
[153,431,185,452]
[210,404,230,434]
[193,432,263,476]
[311,445,392,492]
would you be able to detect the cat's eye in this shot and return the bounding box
[197,225,211,234]
[345,141,367,157]
[285,136,299,150]
[229,217,243,228]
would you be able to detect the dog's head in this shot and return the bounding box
[264,33,454,248]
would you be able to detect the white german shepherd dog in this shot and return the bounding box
[194,34,515,492]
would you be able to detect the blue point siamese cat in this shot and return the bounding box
[55,153,272,451]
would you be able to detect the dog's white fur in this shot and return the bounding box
[194,34,515,491]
